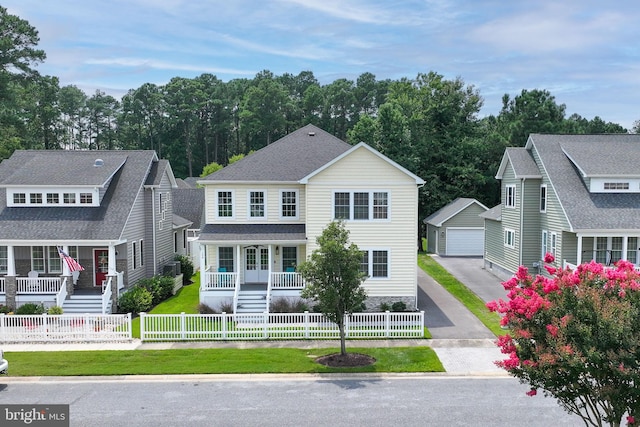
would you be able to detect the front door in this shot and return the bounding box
[94,249,109,287]
[244,246,269,283]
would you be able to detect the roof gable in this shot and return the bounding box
[495,147,541,179]
[300,142,425,185]
[424,198,488,226]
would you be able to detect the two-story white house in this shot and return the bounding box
[198,124,425,313]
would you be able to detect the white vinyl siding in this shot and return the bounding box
[305,146,418,298]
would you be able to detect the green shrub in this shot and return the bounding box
[391,301,407,312]
[118,286,153,314]
[16,303,45,315]
[136,275,174,305]
[270,297,309,313]
[219,301,234,313]
[0,304,12,314]
[197,303,218,314]
[47,306,64,315]
[379,302,391,312]
[175,254,194,284]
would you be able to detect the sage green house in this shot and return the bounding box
[483,134,640,280]
[424,198,488,256]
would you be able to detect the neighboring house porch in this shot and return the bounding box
[198,224,306,313]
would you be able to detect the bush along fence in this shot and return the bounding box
[140,311,425,341]
[0,313,132,343]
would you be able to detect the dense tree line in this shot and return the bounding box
[0,6,634,221]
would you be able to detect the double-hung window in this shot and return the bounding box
[218,247,234,272]
[504,229,515,248]
[541,230,548,259]
[280,190,298,219]
[550,232,558,259]
[282,247,297,271]
[505,185,516,208]
[0,246,7,274]
[333,191,389,221]
[217,191,234,218]
[360,249,389,278]
[540,185,547,213]
[249,191,266,218]
[31,246,45,273]
[48,246,62,273]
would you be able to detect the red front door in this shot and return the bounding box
[94,249,109,287]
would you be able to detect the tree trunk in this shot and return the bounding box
[338,321,347,356]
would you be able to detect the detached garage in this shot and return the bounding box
[424,198,488,256]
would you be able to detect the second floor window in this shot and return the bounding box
[80,193,93,204]
[249,191,265,218]
[217,191,233,217]
[540,185,547,212]
[505,185,516,208]
[281,191,297,218]
[334,191,389,221]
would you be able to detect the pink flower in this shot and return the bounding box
[544,265,557,275]
[628,415,635,425]
[543,253,555,264]
[546,324,559,337]
[526,388,537,397]
[619,289,626,298]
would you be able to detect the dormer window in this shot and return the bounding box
[47,193,59,204]
[6,188,99,206]
[30,193,42,204]
[13,193,25,204]
[604,182,629,190]
[64,193,76,204]
[80,193,93,204]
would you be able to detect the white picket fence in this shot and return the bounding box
[0,313,132,343]
[140,311,424,341]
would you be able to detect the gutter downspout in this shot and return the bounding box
[151,187,157,275]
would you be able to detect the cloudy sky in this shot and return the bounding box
[5,0,640,129]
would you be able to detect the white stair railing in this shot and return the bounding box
[55,277,68,307]
[102,277,113,314]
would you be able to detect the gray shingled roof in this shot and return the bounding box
[172,214,192,229]
[0,150,158,241]
[497,147,541,179]
[200,124,352,182]
[0,150,128,187]
[479,204,501,221]
[172,188,204,229]
[199,224,306,243]
[529,134,640,231]
[423,198,487,226]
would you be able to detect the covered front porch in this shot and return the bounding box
[0,241,126,313]
[198,223,308,313]
[563,234,640,269]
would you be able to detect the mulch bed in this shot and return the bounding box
[316,353,376,368]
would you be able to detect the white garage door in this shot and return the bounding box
[446,228,484,256]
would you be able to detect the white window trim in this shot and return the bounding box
[7,188,100,207]
[132,241,137,270]
[31,246,45,273]
[541,230,548,259]
[47,246,62,274]
[505,185,516,209]
[247,189,268,220]
[332,190,391,222]
[360,247,391,280]
[279,189,299,220]
[504,229,516,248]
[215,189,235,220]
[540,184,547,213]
[550,232,557,258]
[139,239,144,267]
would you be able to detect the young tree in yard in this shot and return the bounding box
[299,221,367,356]
[487,254,640,427]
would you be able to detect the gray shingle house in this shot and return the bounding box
[483,134,640,280]
[0,150,187,313]
[424,198,488,256]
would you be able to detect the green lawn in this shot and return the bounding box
[6,346,443,376]
[418,253,504,336]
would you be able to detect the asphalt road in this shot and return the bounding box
[0,376,582,427]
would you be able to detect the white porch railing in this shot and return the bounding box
[271,272,304,289]
[563,260,640,272]
[0,277,5,294]
[202,271,237,290]
[55,278,68,307]
[102,277,112,314]
[140,311,425,341]
[0,313,132,342]
[16,277,62,293]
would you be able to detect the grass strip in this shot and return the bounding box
[418,254,504,336]
[5,347,443,376]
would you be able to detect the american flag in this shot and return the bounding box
[57,246,85,272]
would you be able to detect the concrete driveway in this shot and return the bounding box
[430,255,508,304]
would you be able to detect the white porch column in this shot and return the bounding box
[62,245,71,276]
[6,245,15,276]
[235,245,241,276]
[576,235,582,266]
[623,237,629,261]
[199,243,206,271]
[108,244,117,275]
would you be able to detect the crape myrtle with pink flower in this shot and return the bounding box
[487,253,640,427]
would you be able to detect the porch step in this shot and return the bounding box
[62,294,110,314]
[236,291,267,313]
